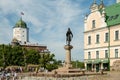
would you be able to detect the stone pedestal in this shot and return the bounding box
[64,45,73,68]
[52,44,81,74]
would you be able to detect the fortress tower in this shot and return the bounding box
[12,18,29,44]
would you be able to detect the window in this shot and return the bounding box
[105,33,109,42]
[88,36,91,45]
[96,51,99,59]
[92,20,95,28]
[105,50,108,58]
[96,34,100,43]
[115,30,119,40]
[115,49,118,58]
[88,52,91,59]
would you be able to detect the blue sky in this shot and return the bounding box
[0,0,116,61]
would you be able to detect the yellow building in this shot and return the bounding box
[84,0,120,71]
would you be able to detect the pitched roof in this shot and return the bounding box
[105,3,120,27]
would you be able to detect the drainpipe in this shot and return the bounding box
[108,27,110,71]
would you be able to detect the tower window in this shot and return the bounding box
[92,20,96,28]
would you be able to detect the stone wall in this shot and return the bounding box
[111,60,120,71]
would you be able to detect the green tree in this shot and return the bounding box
[26,49,40,65]
[46,60,62,71]
[39,53,55,71]
[71,60,84,69]
[0,44,24,67]
[6,45,24,66]
[0,44,64,72]
[0,44,5,67]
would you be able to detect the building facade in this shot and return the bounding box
[84,0,120,71]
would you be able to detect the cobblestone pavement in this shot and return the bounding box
[88,71,120,80]
[16,71,120,80]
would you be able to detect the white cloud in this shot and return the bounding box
[0,0,85,61]
[0,0,115,61]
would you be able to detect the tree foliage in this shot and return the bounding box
[71,60,84,69]
[0,44,61,71]
[39,53,55,70]
[26,49,40,65]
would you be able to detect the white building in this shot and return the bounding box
[13,18,29,44]
[84,0,120,71]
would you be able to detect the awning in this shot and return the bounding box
[102,59,109,63]
[86,60,92,64]
[93,59,101,64]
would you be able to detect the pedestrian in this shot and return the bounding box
[13,72,17,80]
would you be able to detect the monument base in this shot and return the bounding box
[52,44,82,73]
[64,45,73,69]
[53,67,82,73]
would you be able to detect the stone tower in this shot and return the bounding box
[13,18,29,44]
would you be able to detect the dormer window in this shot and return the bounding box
[92,20,96,28]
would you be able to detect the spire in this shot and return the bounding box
[20,12,24,20]
[90,0,99,12]
[100,0,104,5]
[94,0,96,4]
[99,0,105,10]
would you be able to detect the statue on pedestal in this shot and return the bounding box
[66,28,73,45]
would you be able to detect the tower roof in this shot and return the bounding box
[14,18,27,28]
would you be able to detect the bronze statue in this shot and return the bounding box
[66,28,73,45]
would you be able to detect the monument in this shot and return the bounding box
[64,28,73,68]
[53,28,81,73]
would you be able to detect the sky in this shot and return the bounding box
[0,0,116,61]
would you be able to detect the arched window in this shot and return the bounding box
[92,20,96,28]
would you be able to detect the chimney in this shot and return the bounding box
[117,0,120,3]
